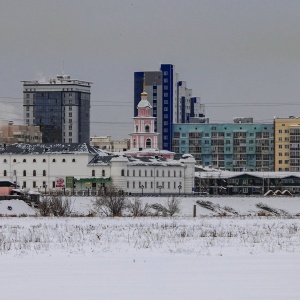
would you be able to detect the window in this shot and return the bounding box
[146,138,151,148]
[23,159,26,163]
[145,125,150,133]
[133,170,135,177]
[23,182,26,188]
[23,170,26,176]
[133,182,135,188]
[13,159,16,163]
[121,169,125,176]
[43,159,46,162]
[33,170,36,176]
[43,170,46,176]
[174,171,176,177]
[145,170,147,177]
[33,181,36,188]
[139,170,141,176]
[4,170,7,176]
[127,170,129,176]
[72,158,75,162]
[102,170,105,177]
[3,159,7,163]
[52,159,56,162]
[92,170,95,177]
[62,159,66,162]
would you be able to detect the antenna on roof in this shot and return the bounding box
[143,73,146,92]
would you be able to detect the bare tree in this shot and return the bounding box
[94,185,127,217]
[127,197,150,217]
[38,195,52,216]
[166,196,181,216]
[38,192,72,217]
[150,196,181,217]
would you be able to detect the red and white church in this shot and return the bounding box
[128,90,174,159]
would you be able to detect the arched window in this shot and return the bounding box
[13,159,16,163]
[162,170,164,177]
[179,171,182,177]
[145,125,150,133]
[102,170,105,177]
[72,158,76,162]
[133,170,135,177]
[43,170,46,176]
[3,159,7,163]
[43,159,46,163]
[168,171,170,177]
[139,170,141,176]
[23,159,26,163]
[33,170,36,177]
[4,170,7,176]
[23,170,26,176]
[121,169,125,176]
[136,125,138,132]
[146,138,151,148]
[33,159,36,163]
[174,171,176,177]
[52,159,56,162]
[133,139,136,148]
[92,170,95,177]
[62,159,66,162]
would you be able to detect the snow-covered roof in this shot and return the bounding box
[0,143,108,156]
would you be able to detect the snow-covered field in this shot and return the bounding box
[1,196,300,299]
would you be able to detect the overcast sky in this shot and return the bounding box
[1,0,300,139]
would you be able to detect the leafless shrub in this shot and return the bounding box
[127,197,150,217]
[38,195,52,216]
[38,193,72,217]
[93,185,127,217]
[166,196,181,216]
[150,197,181,217]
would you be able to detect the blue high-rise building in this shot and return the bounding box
[134,64,205,151]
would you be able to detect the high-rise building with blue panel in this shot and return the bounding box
[134,64,205,151]
[22,75,91,144]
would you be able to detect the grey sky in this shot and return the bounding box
[1,0,300,139]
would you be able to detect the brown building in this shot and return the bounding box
[0,121,42,145]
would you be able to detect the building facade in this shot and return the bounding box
[134,64,205,151]
[173,119,274,171]
[0,121,42,145]
[274,116,300,172]
[90,136,130,152]
[22,74,91,144]
[0,143,195,195]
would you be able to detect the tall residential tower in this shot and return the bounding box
[134,64,205,151]
[22,75,91,144]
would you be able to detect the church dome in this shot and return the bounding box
[137,91,152,109]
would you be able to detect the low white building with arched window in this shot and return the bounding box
[0,143,195,195]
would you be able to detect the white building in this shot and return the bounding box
[0,143,195,195]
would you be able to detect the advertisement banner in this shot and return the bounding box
[55,177,65,188]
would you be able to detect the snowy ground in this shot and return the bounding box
[1,196,300,299]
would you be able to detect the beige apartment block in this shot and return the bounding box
[274,116,300,171]
[0,121,42,145]
[90,136,129,152]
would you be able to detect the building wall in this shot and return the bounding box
[0,150,195,194]
[0,122,42,144]
[274,117,300,171]
[173,122,274,171]
[23,75,91,144]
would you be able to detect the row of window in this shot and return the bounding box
[3,170,47,176]
[127,181,182,189]
[126,169,182,177]
[4,158,76,163]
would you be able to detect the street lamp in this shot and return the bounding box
[140,184,144,196]
[178,184,182,195]
[43,184,47,194]
[158,185,162,196]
